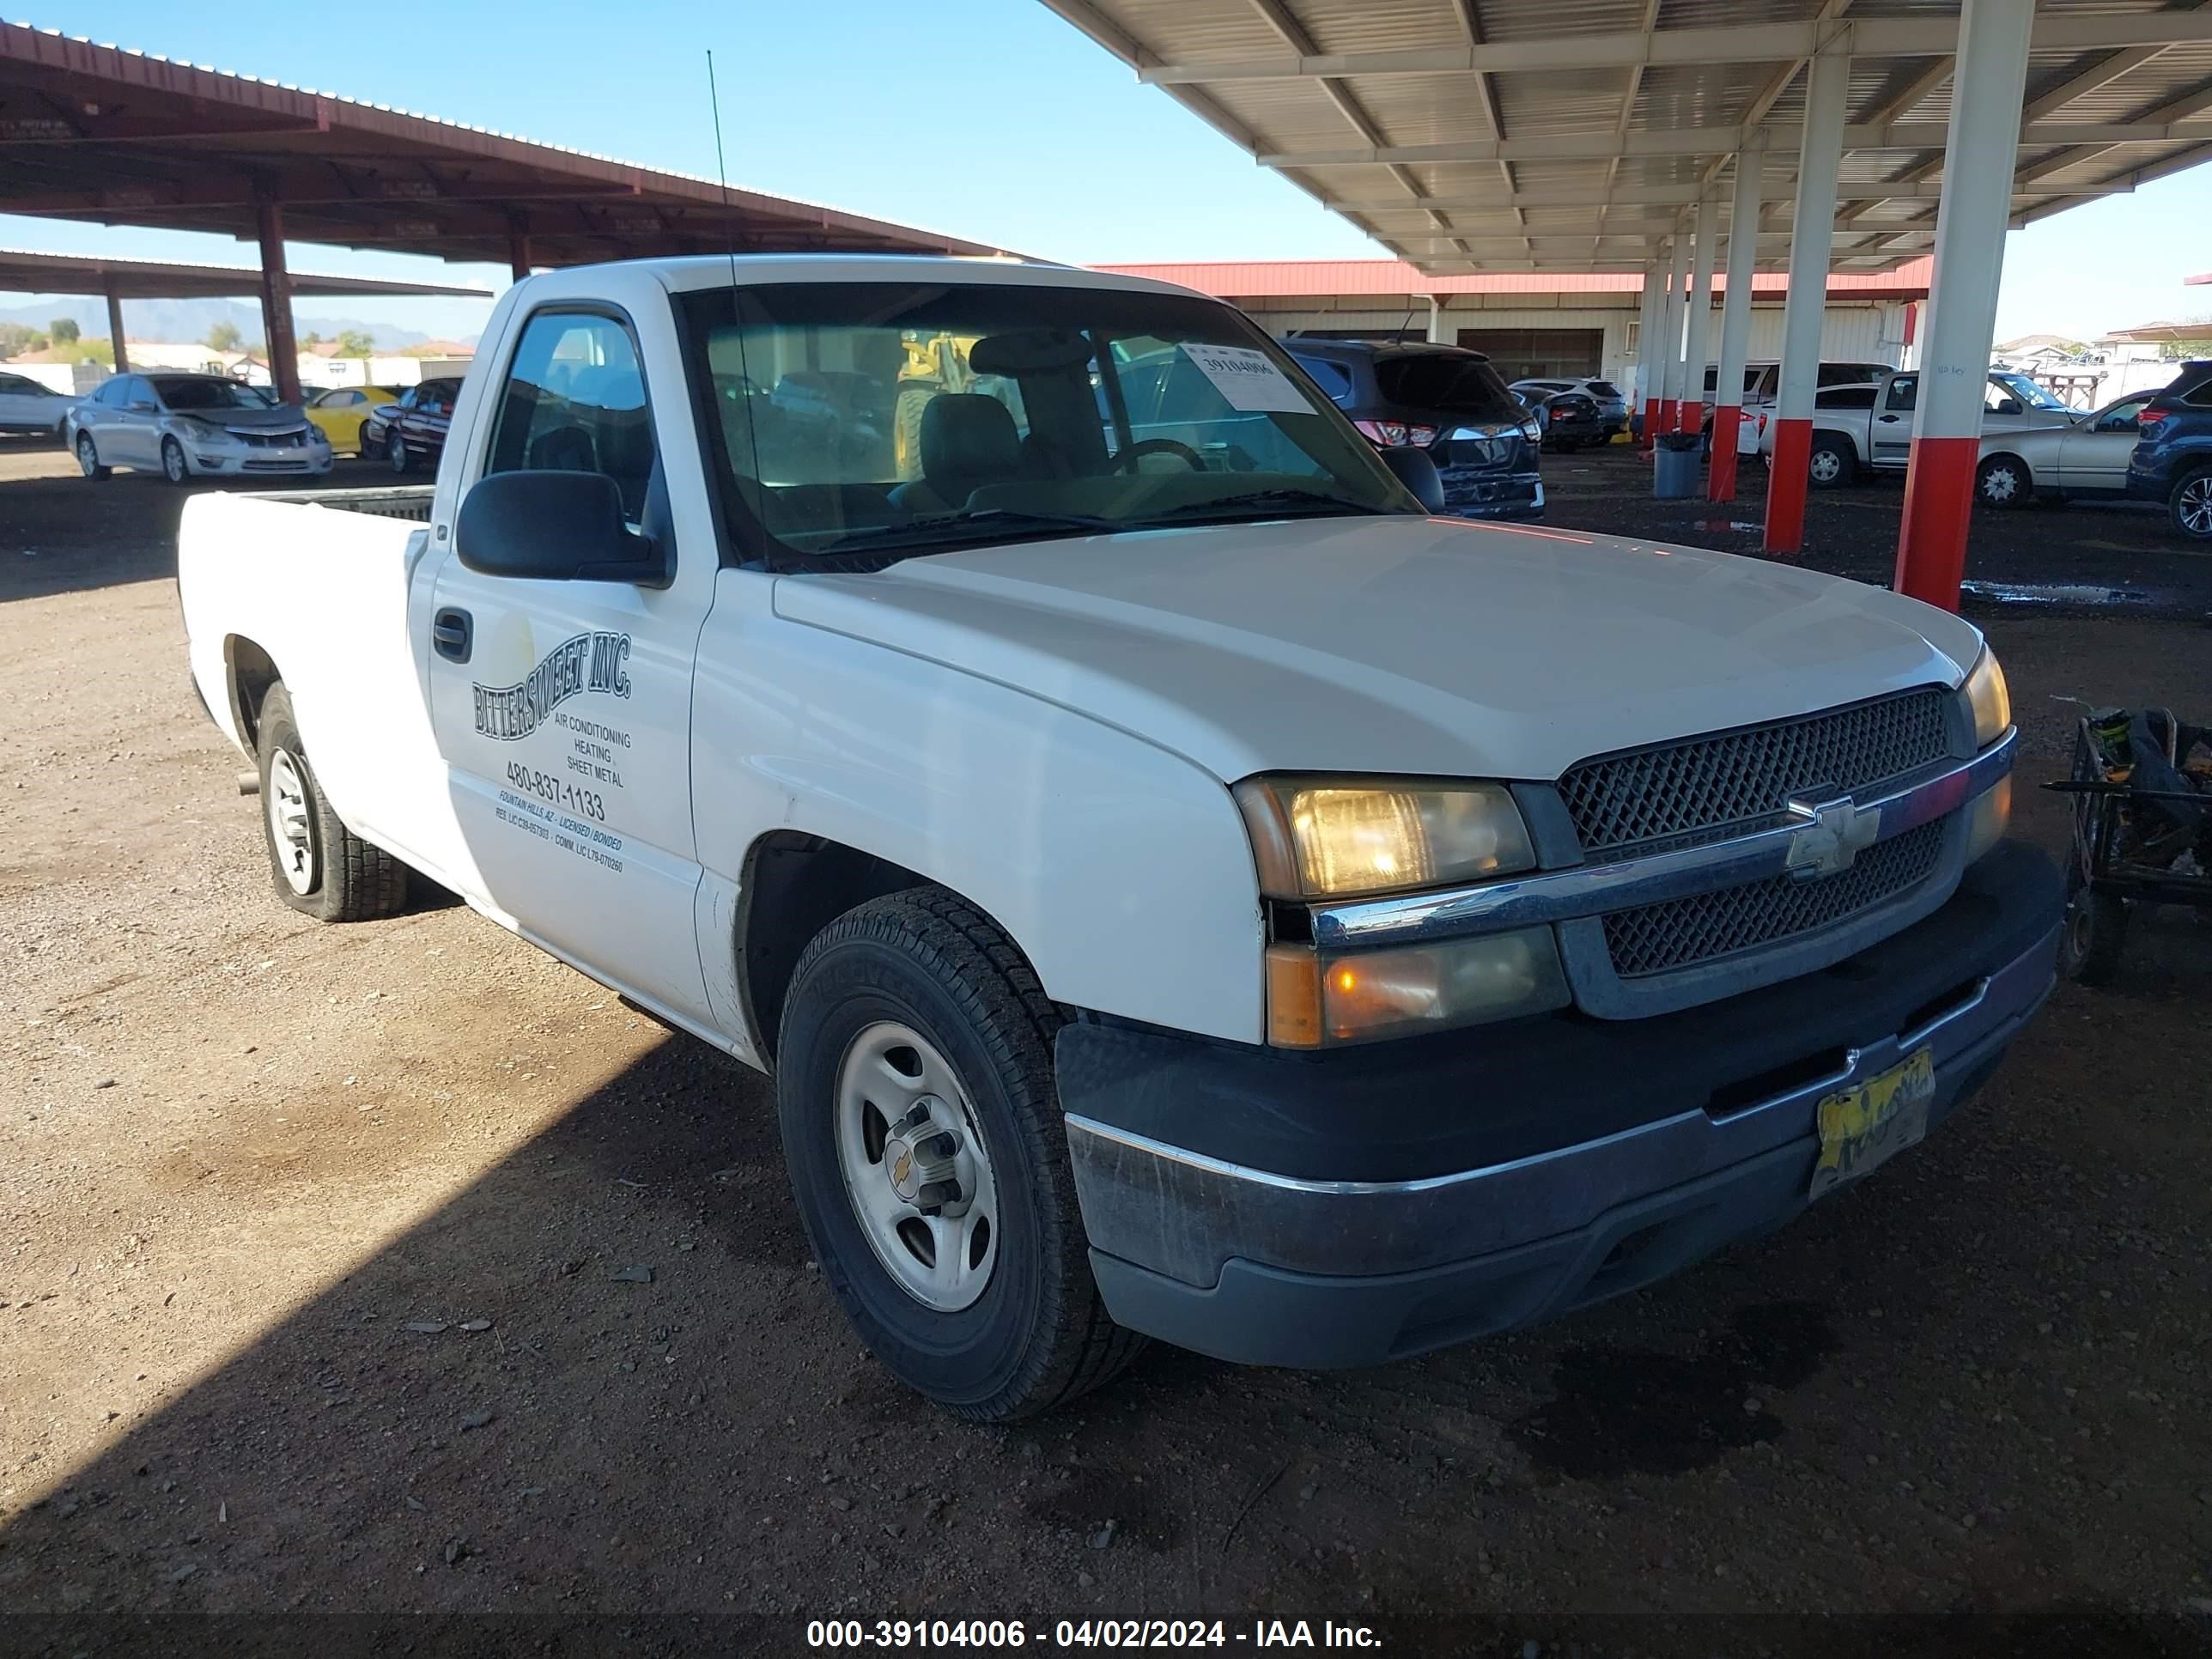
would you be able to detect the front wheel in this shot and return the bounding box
[387,431,412,475]
[161,435,191,485]
[76,432,110,481]
[2172,469,2212,542]
[255,684,409,922]
[1976,453,2029,509]
[775,889,1142,1421]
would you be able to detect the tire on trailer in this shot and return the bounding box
[255,683,409,922]
[2057,885,2128,987]
[1806,433,1854,489]
[775,886,1143,1421]
[1975,453,2030,509]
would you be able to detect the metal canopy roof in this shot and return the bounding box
[1039,0,2212,275]
[0,21,1008,268]
[0,246,488,299]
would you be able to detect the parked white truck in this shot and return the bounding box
[178,255,2060,1419]
[1764,368,2078,488]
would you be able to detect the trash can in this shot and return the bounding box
[1653,431,1702,500]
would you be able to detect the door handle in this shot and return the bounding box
[432,606,473,664]
[1878,415,1901,423]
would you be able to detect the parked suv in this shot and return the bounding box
[2127,361,2212,541]
[1511,376,1627,440]
[1287,339,1543,519]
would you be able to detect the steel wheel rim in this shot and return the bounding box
[833,1020,999,1313]
[266,748,317,896]
[2183,477,2212,536]
[163,440,185,483]
[76,434,96,476]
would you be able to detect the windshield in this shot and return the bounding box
[680,281,1417,564]
[1371,352,1522,421]
[155,377,274,411]
[1990,372,2067,411]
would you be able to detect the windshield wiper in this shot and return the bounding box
[1143,487,1397,521]
[814,506,1123,552]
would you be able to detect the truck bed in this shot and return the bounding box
[233,484,434,521]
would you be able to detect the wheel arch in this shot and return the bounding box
[223,635,283,752]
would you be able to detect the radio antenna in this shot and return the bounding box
[706,50,742,293]
[705,50,766,512]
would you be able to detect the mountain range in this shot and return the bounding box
[0,296,439,350]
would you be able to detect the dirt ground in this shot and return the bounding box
[3,441,2210,1658]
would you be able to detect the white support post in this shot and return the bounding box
[1895,0,2037,609]
[1636,259,1662,449]
[1426,295,1449,345]
[1710,147,1764,501]
[1763,47,1850,556]
[1679,190,1721,434]
[1659,230,1692,437]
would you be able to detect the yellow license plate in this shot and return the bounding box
[1809,1047,1936,1200]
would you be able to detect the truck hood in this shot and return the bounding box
[771,515,1985,782]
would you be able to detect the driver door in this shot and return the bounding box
[1872,374,1916,470]
[422,305,716,1028]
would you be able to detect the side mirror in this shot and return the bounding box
[129,399,156,413]
[1377,443,1446,514]
[1996,398,2023,415]
[457,470,667,587]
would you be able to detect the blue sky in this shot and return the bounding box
[3,0,2207,343]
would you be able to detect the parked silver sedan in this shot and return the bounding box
[66,372,331,484]
[1974,388,2158,508]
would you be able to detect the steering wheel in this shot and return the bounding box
[1111,437,1206,474]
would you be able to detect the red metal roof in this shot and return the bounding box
[1095,258,1933,301]
[2189,270,2212,285]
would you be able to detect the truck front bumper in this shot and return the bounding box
[1059,839,2061,1368]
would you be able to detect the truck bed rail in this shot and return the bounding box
[238,485,434,522]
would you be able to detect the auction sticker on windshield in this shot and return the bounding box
[1179,343,1313,414]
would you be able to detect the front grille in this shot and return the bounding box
[1559,688,1951,857]
[1602,818,1946,978]
[230,428,307,448]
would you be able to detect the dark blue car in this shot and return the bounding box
[2127,359,2212,542]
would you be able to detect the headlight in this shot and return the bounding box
[1265,929,1570,1047]
[1519,418,1542,442]
[1234,775,1536,901]
[1963,647,2011,749]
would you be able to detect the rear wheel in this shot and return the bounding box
[1807,435,1853,489]
[775,888,1142,1421]
[161,435,190,486]
[2172,468,2212,542]
[255,684,408,922]
[76,431,110,481]
[1976,453,2029,509]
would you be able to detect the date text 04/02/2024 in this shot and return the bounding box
[803,1619,1382,1648]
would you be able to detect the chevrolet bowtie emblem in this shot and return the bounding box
[1784,789,1881,879]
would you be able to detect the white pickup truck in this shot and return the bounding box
[178,255,2060,1420]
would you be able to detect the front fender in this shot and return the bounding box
[691,572,1267,1045]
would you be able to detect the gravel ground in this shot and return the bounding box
[2,441,2210,1658]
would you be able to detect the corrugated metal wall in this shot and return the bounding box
[1249,300,1906,396]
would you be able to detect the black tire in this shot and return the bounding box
[2057,886,2128,987]
[1807,434,1854,489]
[775,887,1142,1421]
[387,430,412,476]
[161,435,191,486]
[1976,453,2030,509]
[76,431,110,481]
[2171,467,2212,543]
[254,684,408,922]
